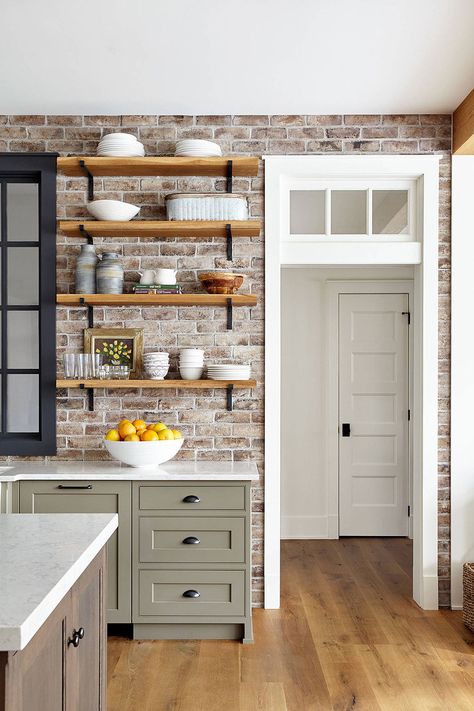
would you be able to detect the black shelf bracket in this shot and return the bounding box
[79,297,94,328]
[225,223,233,261]
[79,160,94,201]
[226,384,234,411]
[226,297,233,330]
[79,383,94,412]
[226,159,233,193]
[79,224,94,244]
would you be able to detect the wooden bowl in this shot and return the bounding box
[199,272,245,295]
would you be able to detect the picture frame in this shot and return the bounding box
[84,328,144,378]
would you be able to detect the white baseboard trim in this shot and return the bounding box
[280,515,328,539]
[414,574,439,610]
[451,605,463,611]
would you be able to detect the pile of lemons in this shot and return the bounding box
[105,419,182,442]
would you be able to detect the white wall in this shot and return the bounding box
[451,156,474,609]
[280,265,414,539]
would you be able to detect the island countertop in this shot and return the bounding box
[0,460,259,482]
[0,513,118,651]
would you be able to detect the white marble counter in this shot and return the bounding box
[0,460,259,482]
[0,513,118,651]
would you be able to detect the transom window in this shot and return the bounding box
[287,180,415,241]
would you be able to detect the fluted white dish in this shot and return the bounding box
[86,199,140,221]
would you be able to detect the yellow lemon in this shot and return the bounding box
[171,429,183,440]
[124,434,140,442]
[141,429,159,441]
[152,422,167,433]
[157,428,174,441]
[118,422,137,439]
[105,429,120,442]
[132,419,147,431]
[136,427,147,437]
[118,418,131,428]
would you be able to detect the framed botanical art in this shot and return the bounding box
[84,328,144,378]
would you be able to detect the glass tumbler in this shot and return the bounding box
[91,354,103,378]
[63,353,77,379]
[76,354,92,380]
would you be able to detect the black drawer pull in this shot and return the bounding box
[182,589,200,599]
[68,627,85,647]
[182,536,200,545]
[57,484,93,490]
[182,495,200,504]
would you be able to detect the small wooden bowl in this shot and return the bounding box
[199,272,245,295]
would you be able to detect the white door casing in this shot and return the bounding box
[338,293,409,536]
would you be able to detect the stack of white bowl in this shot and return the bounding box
[179,349,204,380]
[207,364,251,380]
[97,133,145,157]
[143,352,170,380]
[175,139,222,158]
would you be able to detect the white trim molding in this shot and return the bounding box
[264,154,440,610]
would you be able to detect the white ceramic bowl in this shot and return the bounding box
[144,366,170,380]
[180,366,204,380]
[104,438,183,468]
[179,357,204,364]
[87,200,140,221]
[180,349,204,356]
[100,132,138,142]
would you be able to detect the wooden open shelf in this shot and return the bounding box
[56,293,257,307]
[56,379,256,389]
[58,156,259,178]
[59,220,261,239]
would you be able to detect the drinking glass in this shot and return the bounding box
[76,353,92,380]
[91,354,103,378]
[63,353,77,379]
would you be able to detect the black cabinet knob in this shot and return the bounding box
[182,536,200,545]
[68,627,85,647]
[342,423,351,437]
[182,589,200,598]
[182,495,200,503]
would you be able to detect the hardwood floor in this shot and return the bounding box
[107,538,474,710]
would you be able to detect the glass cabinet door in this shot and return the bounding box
[0,153,57,454]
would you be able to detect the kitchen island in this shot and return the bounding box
[0,513,118,711]
[0,462,258,643]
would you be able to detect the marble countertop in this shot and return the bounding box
[0,513,118,651]
[0,460,259,482]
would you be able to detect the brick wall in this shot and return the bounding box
[0,114,451,606]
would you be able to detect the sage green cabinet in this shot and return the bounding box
[18,480,131,624]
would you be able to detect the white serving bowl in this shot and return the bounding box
[144,366,170,380]
[104,438,183,468]
[87,200,140,221]
[180,366,204,380]
[179,357,204,365]
[180,349,204,356]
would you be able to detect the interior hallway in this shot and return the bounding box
[107,539,474,710]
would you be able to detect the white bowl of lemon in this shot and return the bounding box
[104,419,184,468]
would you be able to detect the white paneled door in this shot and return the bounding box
[339,293,409,536]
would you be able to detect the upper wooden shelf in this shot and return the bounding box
[58,156,259,178]
[56,293,257,307]
[59,220,261,239]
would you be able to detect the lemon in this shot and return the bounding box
[124,434,140,442]
[171,429,183,440]
[152,422,167,433]
[105,429,120,441]
[157,428,174,441]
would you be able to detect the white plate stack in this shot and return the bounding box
[179,349,204,380]
[175,139,222,158]
[207,364,251,381]
[143,352,170,380]
[97,132,145,157]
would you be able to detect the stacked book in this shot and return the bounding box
[133,283,182,295]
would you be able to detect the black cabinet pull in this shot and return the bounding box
[182,589,200,598]
[182,495,200,504]
[57,484,92,490]
[342,423,351,437]
[182,536,200,545]
[68,627,85,647]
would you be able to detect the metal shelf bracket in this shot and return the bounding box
[79,224,94,244]
[226,297,233,330]
[79,297,94,328]
[226,384,234,411]
[79,383,94,411]
[79,160,94,201]
[226,159,233,193]
[225,223,233,261]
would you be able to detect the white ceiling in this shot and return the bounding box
[1,0,473,115]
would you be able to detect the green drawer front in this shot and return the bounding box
[139,516,245,563]
[138,484,245,511]
[138,570,245,617]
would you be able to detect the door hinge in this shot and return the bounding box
[408,409,411,421]
[408,505,411,517]
[402,311,411,325]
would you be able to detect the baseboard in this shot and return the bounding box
[451,605,463,611]
[414,574,439,610]
[280,515,328,539]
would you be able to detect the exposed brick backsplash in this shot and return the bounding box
[0,114,452,607]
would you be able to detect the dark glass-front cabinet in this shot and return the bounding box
[0,153,57,455]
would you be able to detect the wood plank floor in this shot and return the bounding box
[107,539,474,710]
